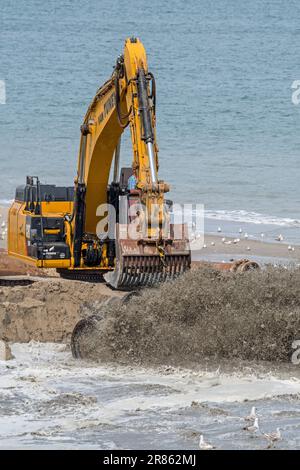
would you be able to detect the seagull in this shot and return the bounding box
[244,406,257,422]
[262,428,281,448]
[246,246,251,251]
[211,241,215,246]
[233,238,240,244]
[243,417,260,435]
[244,233,249,239]
[261,233,265,238]
[224,240,232,245]
[222,237,226,243]
[203,244,207,248]
[275,234,284,242]
[1,221,5,228]
[199,434,215,450]
[288,245,293,251]
[217,227,222,233]
[239,228,243,234]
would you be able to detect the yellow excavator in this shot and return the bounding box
[7,38,191,290]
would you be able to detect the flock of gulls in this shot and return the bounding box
[199,406,282,450]
[191,223,296,252]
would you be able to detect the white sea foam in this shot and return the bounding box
[1,343,300,449]
[0,199,12,207]
[205,210,300,227]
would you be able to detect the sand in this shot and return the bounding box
[74,265,300,365]
[193,234,300,264]
[0,279,124,343]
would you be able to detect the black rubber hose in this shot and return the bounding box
[137,67,153,144]
[147,71,156,116]
[114,73,131,128]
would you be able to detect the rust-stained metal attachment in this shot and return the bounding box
[104,223,191,290]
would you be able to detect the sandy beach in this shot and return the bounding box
[193,234,300,266]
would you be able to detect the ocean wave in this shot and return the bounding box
[0,199,13,206]
[205,209,300,227]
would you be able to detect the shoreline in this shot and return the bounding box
[1,204,300,268]
[192,233,300,266]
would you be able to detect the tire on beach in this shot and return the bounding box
[71,315,103,359]
[71,292,142,360]
[230,259,260,273]
[238,260,260,272]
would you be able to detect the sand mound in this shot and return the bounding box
[0,249,50,277]
[0,279,122,342]
[76,266,300,365]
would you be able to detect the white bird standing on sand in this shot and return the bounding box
[262,428,281,448]
[243,417,260,435]
[1,221,5,228]
[199,435,215,450]
[275,234,284,242]
[246,246,251,251]
[288,245,293,251]
[244,406,257,422]
[211,241,215,246]
[244,232,249,239]
[217,227,222,233]
[239,228,243,233]
[222,237,226,243]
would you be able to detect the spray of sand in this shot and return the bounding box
[75,266,300,366]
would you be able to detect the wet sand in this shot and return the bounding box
[193,234,300,265]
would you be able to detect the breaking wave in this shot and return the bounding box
[205,209,300,227]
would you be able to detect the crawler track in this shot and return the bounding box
[0,276,46,287]
[57,269,105,283]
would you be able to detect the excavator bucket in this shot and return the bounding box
[104,224,191,290]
